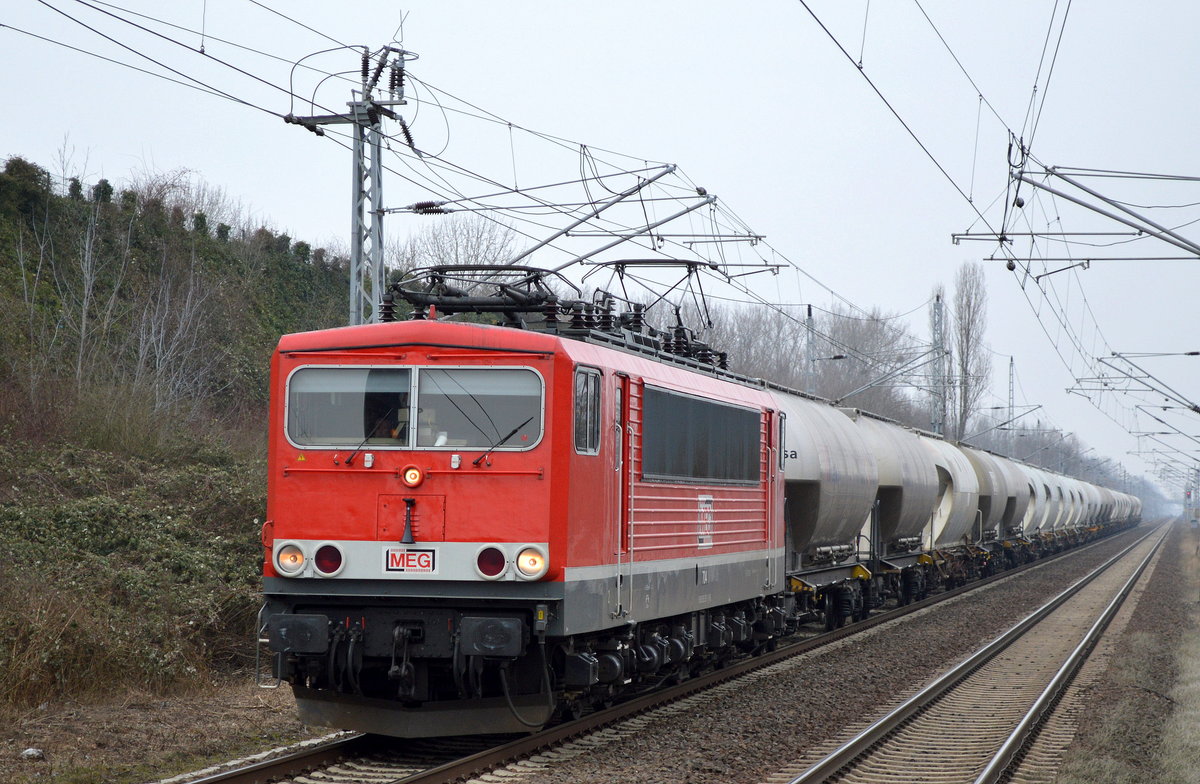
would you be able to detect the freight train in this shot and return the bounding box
[259,267,1140,737]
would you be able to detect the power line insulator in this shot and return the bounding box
[398,117,416,150]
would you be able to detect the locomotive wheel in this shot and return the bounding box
[554,699,585,723]
[823,591,839,632]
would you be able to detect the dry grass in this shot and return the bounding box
[1055,634,1178,783]
[1155,523,1200,784]
[0,676,322,784]
[0,570,129,706]
[1054,522,1192,784]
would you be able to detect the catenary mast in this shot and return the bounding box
[286,45,414,324]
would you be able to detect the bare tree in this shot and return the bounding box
[396,214,516,271]
[132,247,220,414]
[13,222,59,404]
[696,300,927,426]
[701,303,807,388]
[51,200,135,389]
[807,304,927,425]
[951,261,991,440]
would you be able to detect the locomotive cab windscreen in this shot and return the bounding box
[285,365,543,451]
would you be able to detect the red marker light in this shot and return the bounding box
[476,546,506,578]
[402,465,424,487]
[314,544,343,575]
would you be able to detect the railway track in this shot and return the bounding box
[172,734,511,784]
[768,524,1165,784]
[167,525,1152,784]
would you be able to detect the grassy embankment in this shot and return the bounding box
[0,154,348,716]
[0,436,266,712]
[1055,521,1199,783]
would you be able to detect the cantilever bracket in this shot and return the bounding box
[1033,259,1090,282]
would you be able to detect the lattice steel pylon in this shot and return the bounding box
[1008,357,1015,455]
[285,45,412,325]
[806,304,817,387]
[930,293,947,436]
[348,103,385,325]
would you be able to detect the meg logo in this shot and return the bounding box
[385,547,437,574]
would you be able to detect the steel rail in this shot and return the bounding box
[973,526,1167,783]
[780,524,1163,784]
[179,733,377,784]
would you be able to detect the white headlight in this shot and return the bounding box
[515,546,548,579]
[276,544,305,575]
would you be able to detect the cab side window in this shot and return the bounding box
[574,367,602,455]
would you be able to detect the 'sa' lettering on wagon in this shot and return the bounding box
[385,548,437,574]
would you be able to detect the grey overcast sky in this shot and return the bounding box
[4,1,1199,491]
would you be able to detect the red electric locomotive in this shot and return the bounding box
[261,273,789,736]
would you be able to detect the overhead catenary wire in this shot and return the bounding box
[84,0,359,88]
[794,0,1007,242]
[246,0,349,49]
[911,0,1010,131]
[1021,0,1073,154]
[18,1,700,269]
[33,0,286,118]
[8,0,1064,387]
[20,0,1131,462]
[0,21,237,103]
[64,0,356,118]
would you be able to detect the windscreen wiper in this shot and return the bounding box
[473,415,535,466]
[345,408,394,466]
